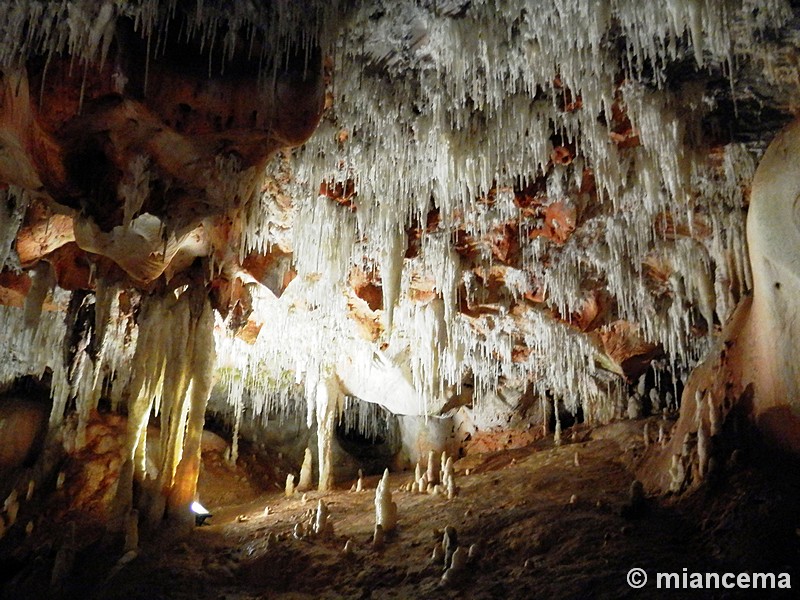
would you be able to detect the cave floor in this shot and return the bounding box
[4,418,799,599]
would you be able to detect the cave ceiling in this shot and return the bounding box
[1,0,799,425]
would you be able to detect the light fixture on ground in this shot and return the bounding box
[190,501,212,526]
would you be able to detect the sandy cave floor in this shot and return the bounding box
[3,418,800,599]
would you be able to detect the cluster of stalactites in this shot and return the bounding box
[228,0,784,422]
[0,276,217,526]
[0,0,342,79]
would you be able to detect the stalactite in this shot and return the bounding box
[167,293,216,526]
[0,2,793,528]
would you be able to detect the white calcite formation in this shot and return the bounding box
[313,499,332,537]
[3,491,19,528]
[418,474,428,495]
[375,469,398,533]
[0,0,796,522]
[431,543,444,565]
[697,426,710,480]
[426,450,438,486]
[442,525,458,569]
[441,546,468,586]
[297,448,314,493]
[627,396,643,420]
[199,0,780,446]
[441,455,456,499]
[356,469,364,493]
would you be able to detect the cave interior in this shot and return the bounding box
[1,1,800,598]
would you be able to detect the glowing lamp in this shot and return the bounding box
[190,501,212,526]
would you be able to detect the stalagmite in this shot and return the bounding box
[432,543,444,565]
[426,449,438,485]
[694,391,705,426]
[669,454,686,493]
[446,478,456,500]
[285,474,295,497]
[418,474,428,494]
[697,426,710,479]
[439,455,456,499]
[375,468,397,533]
[649,389,662,413]
[708,398,722,436]
[451,546,468,571]
[26,480,34,501]
[4,491,18,527]
[443,456,454,483]
[442,526,458,569]
[315,376,342,492]
[293,523,305,539]
[627,395,642,420]
[297,447,314,492]
[356,469,364,493]
[468,543,481,561]
[636,374,646,397]
[441,546,467,586]
[314,499,331,537]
